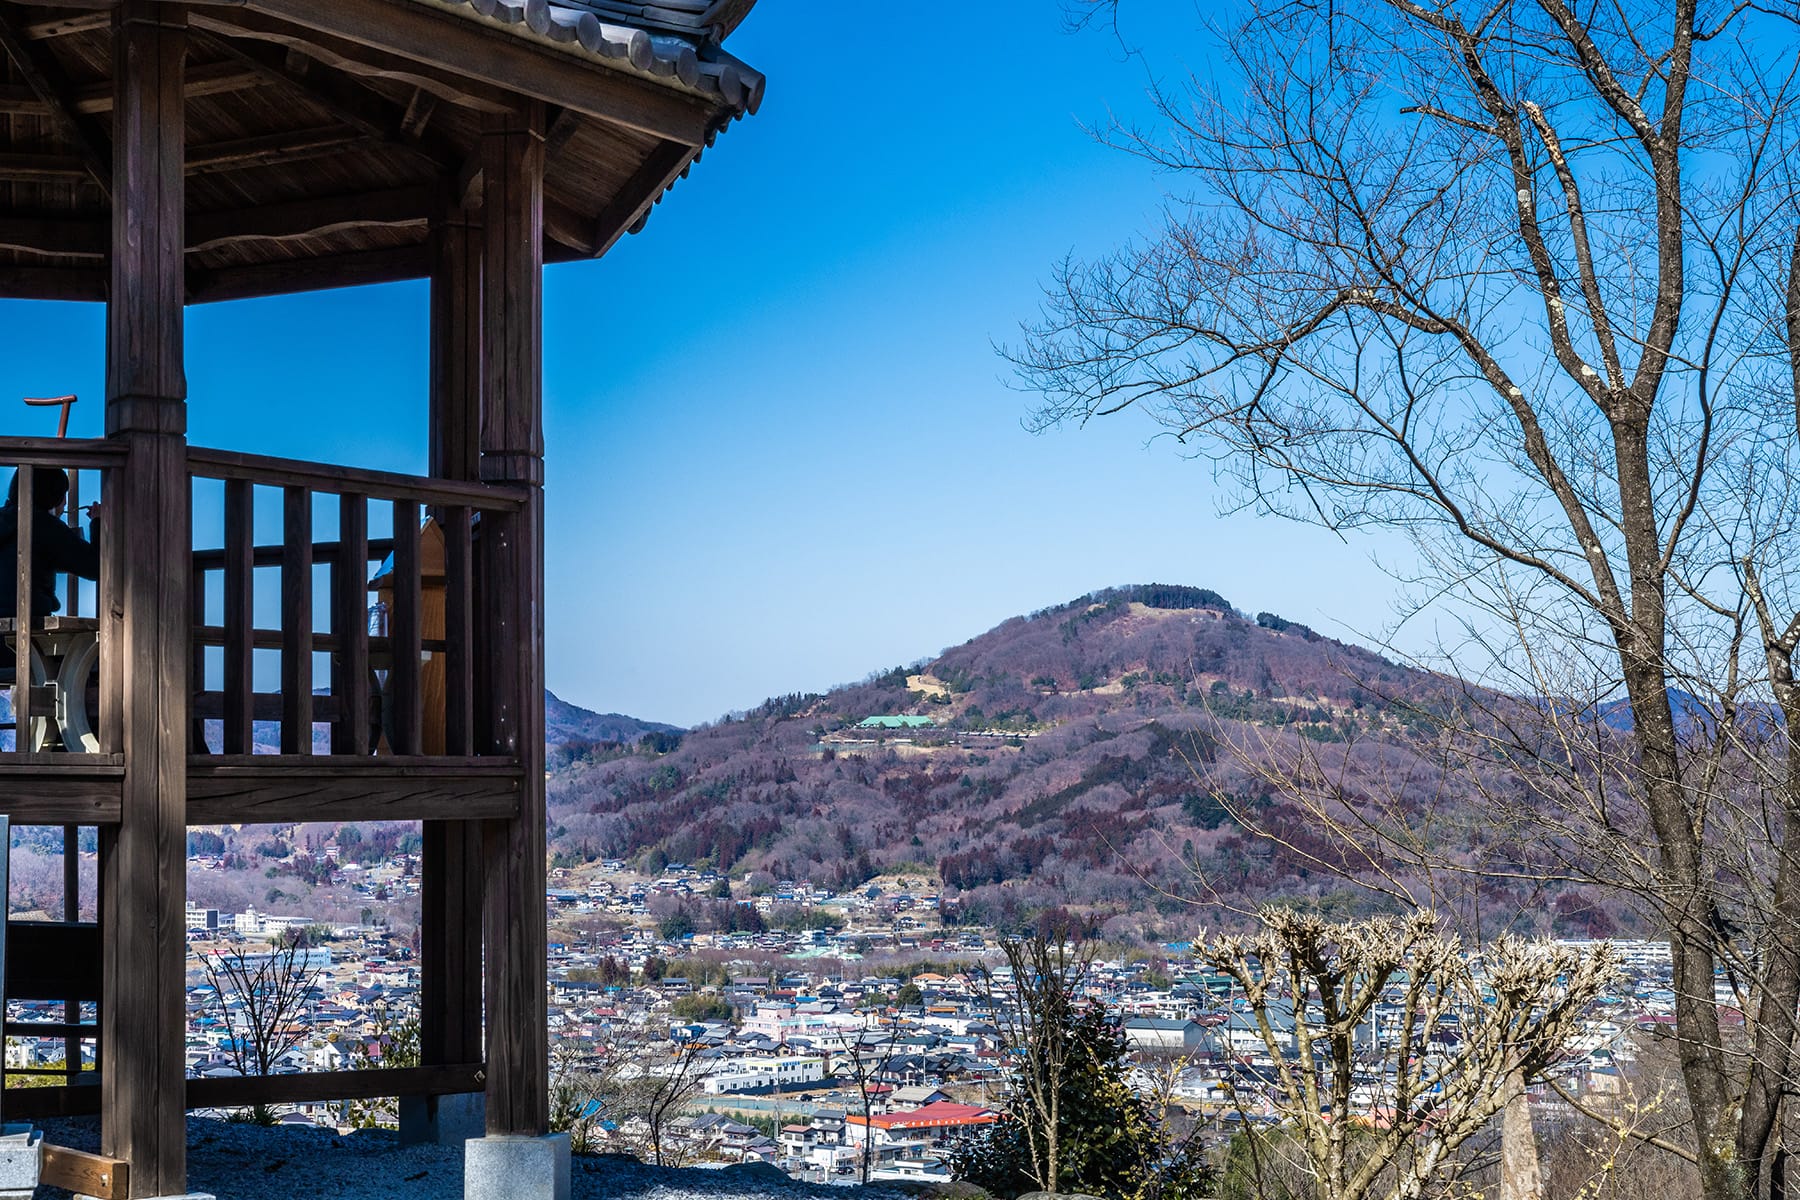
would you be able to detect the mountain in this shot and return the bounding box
[544,584,1588,941]
[546,691,681,747]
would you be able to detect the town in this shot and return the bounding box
[2,850,1676,1187]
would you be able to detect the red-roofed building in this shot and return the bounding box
[847,1102,1000,1148]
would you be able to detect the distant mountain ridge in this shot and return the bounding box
[546,692,681,746]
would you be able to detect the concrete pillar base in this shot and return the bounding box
[401,1092,487,1146]
[465,1133,569,1200]
[0,1123,40,1200]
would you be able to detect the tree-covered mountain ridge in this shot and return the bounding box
[547,584,1598,941]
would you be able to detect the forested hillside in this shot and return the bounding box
[546,585,1607,941]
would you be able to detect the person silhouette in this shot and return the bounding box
[0,466,101,623]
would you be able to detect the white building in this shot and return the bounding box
[700,1055,826,1095]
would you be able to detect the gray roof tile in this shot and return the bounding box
[419,0,765,117]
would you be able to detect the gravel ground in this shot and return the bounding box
[33,1117,913,1200]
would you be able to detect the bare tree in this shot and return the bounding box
[839,1010,904,1185]
[1204,907,1614,1200]
[200,936,321,1124]
[1015,3,1800,1196]
[600,1023,712,1166]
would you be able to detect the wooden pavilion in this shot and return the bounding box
[0,1,762,1195]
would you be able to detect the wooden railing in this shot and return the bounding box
[188,447,526,760]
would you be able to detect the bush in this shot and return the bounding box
[670,993,733,1024]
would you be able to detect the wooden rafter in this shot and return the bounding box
[20,13,109,42]
[187,183,436,251]
[0,183,437,260]
[190,8,519,116]
[239,0,713,144]
[585,137,696,256]
[193,30,463,173]
[0,8,110,195]
[0,63,263,116]
[186,243,431,304]
[185,125,367,174]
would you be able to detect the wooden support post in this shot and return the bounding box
[330,492,369,755]
[429,207,480,485]
[419,211,485,1096]
[13,467,32,749]
[477,101,547,1137]
[389,498,421,755]
[99,6,189,1194]
[221,477,253,753]
[63,820,79,1082]
[280,486,313,753]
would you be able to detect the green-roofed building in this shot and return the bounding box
[858,715,936,729]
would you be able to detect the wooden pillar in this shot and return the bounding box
[421,208,485,1076]
[99,3,189,1196]
[477,101,548,1137]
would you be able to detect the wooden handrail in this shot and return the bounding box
[0,437,123,469]
[2,1063,487,1120]
[188,446,525,510]
[189,537,395,571]
[190,625,446,654]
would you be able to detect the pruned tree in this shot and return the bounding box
[200,936,322,1124]
[1016,3,1800,1196]
[548,1045,608,1155]
[1203,907,1614,1200]
[340,999,421,1129]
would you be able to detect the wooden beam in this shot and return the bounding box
[238,0,715,144]
[101,6,189,1194]
[543,197,599,257]
[0,264,105,301]
[0,762,123,823]
[0,153,90,182]
[187,446,524,511]
[186,124,367,174]
[589,137,695,257]
[187,183,435,252]
[478,102,549,1138]
[83,60,262,113]
[23,14,113,41]
[0,63,264,117]
[0,215,106,259]
[5,1064,487,1121]
[0,132,367,182]
[543,105,582,156]
[0,186,434,263]
[42,1146,127,1200]
[0,7,112,195]
[192,8,518,116]
[188,1063,487,1108]
[185,760,523,823]
[194,30,463,172]
[186,243,432,304]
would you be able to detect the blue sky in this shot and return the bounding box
[0,3,1416,727]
